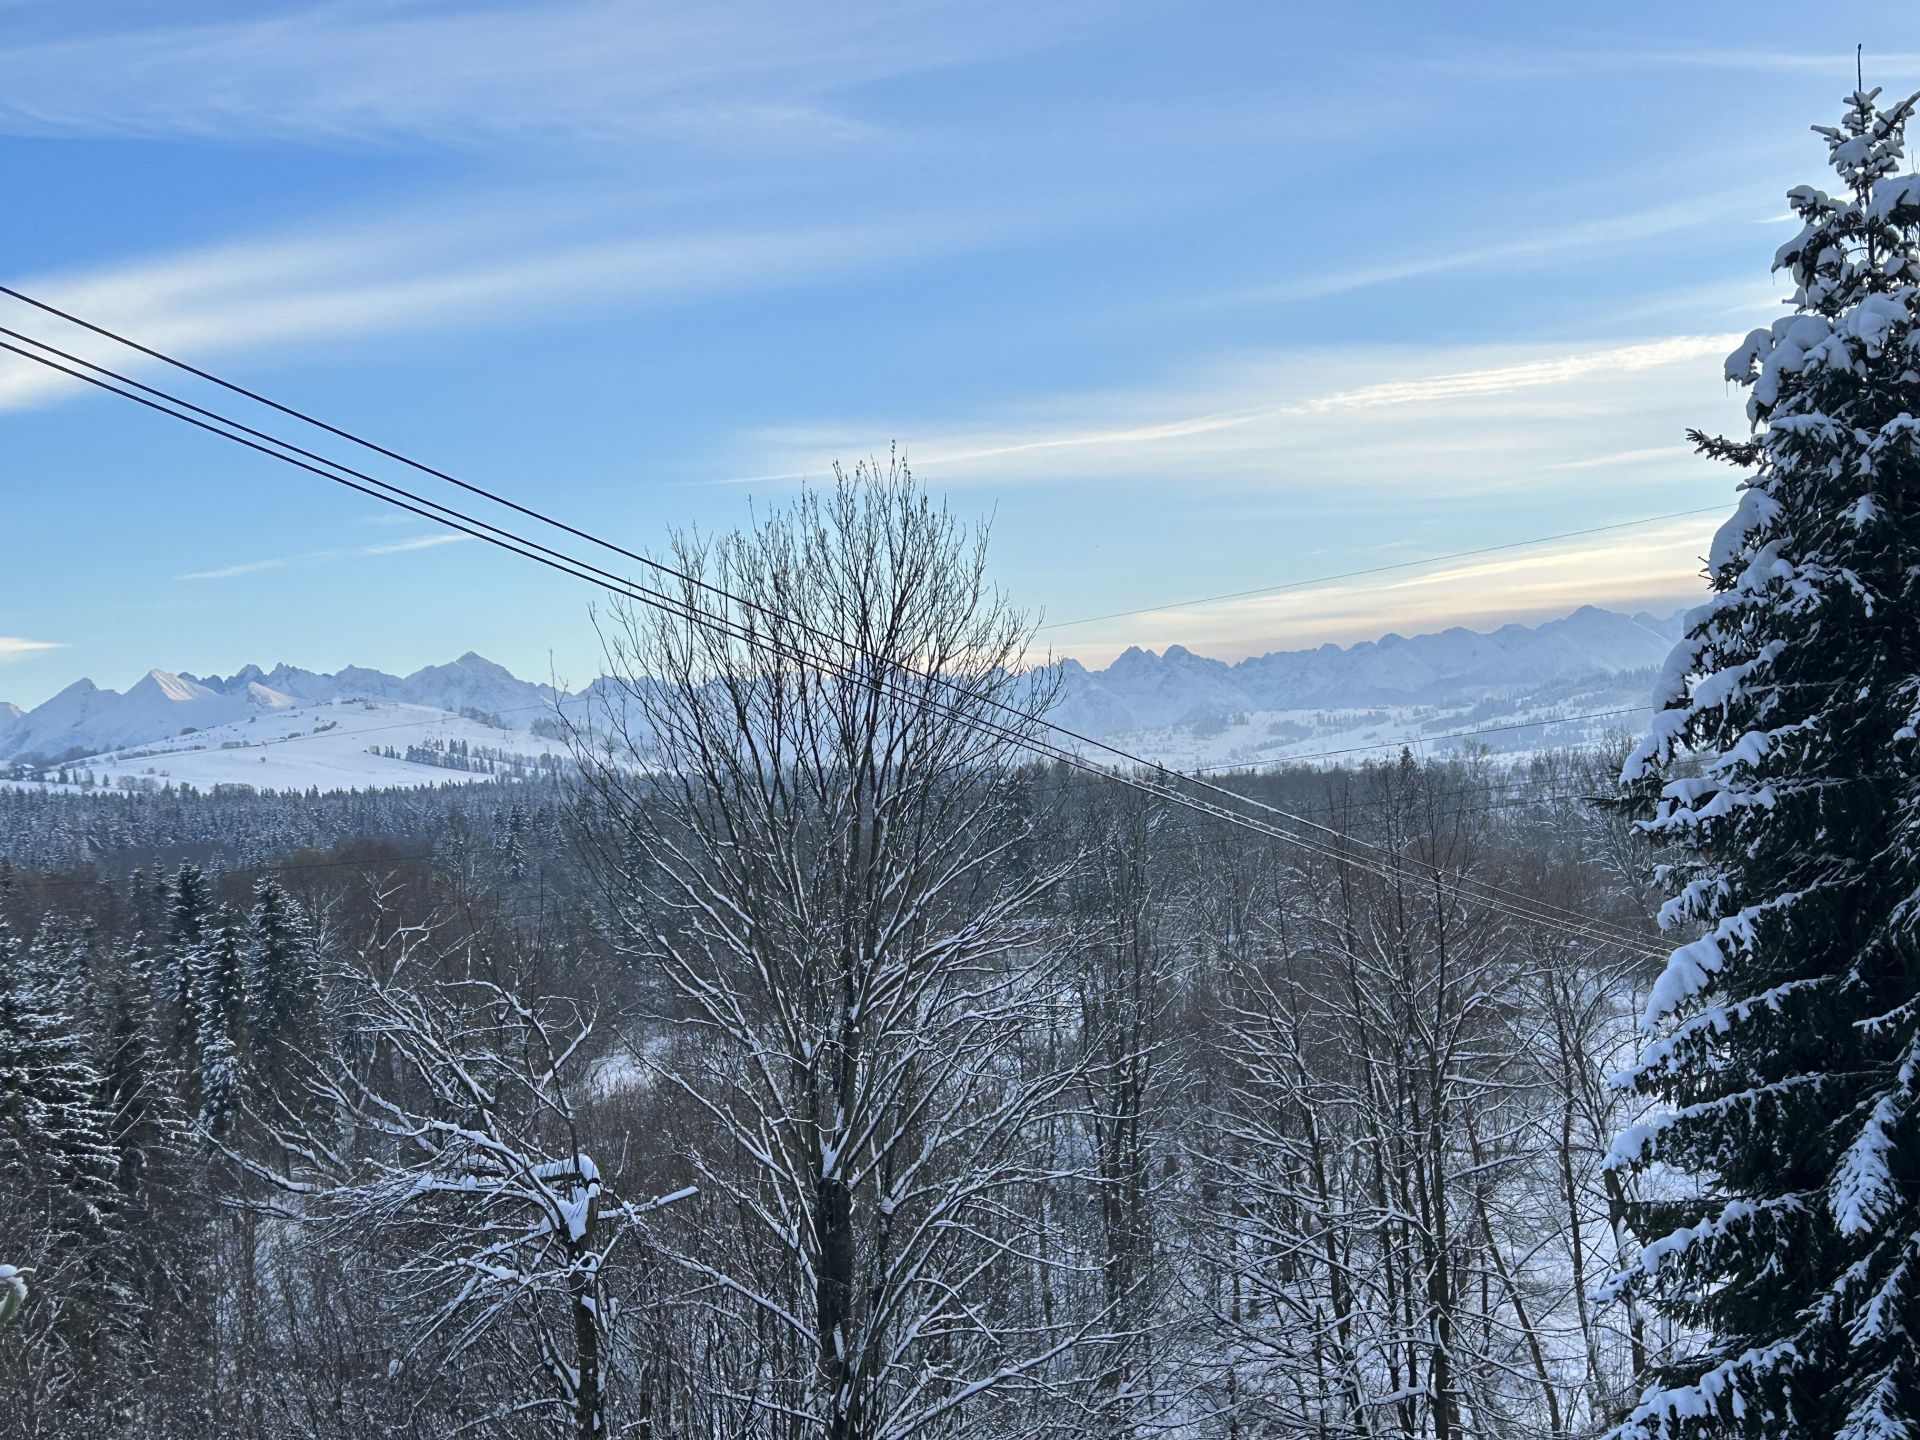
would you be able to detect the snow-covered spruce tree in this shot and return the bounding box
[1609,88,1920,1439]
[192,911,247,1138]
[162,863,214,1054]
[93,933,196,1396]
[241,877,317,1089]
[0,909,116,1239]
[0,909,121,1423]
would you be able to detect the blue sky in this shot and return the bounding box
[2,1,1914,708]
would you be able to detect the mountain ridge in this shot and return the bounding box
[1049,604,1682,735]
[1,603,1683,768]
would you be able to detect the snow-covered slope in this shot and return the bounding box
[0,655,562,768]
[9,698,565,795]
[0,670,296,764]
[1037,606,1683,773]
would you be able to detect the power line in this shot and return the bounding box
[64,696,1646,781]
[0,314,1667,957]
[5,331,1663,958]
[33,681,1647,782]
[0,285,782,622]
[0,319,1664,957]
[7,271,1715,654]
[1036,508,1725,631]
[0,326,710,620]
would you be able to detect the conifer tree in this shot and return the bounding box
[0,910,116,1238]
[98,938,189,1249]
[242,877,317,1077]
[192,913,247,1138]
[162,863,213,1051]
[166,864,212,954]
[94,933,201,1418]
[1610,87,1920,1438]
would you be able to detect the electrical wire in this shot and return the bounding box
[0,316,1668,957]
[0,322,1666,955]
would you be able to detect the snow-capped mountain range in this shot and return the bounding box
[1051,604,1684,736]
[0,605,1682,790]
[0,652,556,766]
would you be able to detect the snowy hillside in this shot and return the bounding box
[0,653,562,769]
[1044,604,1682,771]
[5,697,567,796]
[2,670,300,763]
[0,604,1679,790]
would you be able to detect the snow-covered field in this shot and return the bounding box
[1079,689,1652,774]
[0,685,1646,798]
[0,698,563,796]
[0,605,1673,794]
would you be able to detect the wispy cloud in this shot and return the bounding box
[742,331,1740,660]
[0,3,1069,148]
[361,533,471,557]
[178,556,304,583]
[748,333,1740,494]
[1422,43,1920,83]
[1058,515,1718,667]
[1617,47,1920,77]
[0,636,61,663]
[1236,193,1757,305]
[1293,336,1728,413]
[178,532,472,582]
[0,197,1043,413]
[1548,445,1692,471]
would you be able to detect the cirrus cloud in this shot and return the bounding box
[0,636,62,663]
[178,532,473,582]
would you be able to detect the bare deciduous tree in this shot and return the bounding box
[248,917,689,1440]
[575,465,1102,1440]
